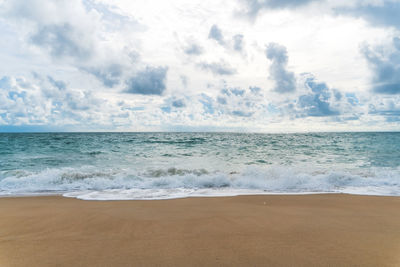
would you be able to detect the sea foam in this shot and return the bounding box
[1,165,399,200]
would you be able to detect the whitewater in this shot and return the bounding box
[0,132,399,200]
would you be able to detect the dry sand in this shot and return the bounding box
[0,194,400,266]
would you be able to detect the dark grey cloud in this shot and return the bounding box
[208,24,224,45]
[184,43,204,55]
[296,76,339,117]
[337,2,400,29]
[233,34,244,52]
[361,38,400,94]
[30,23,92,60]
[172,99,186,108]
[47,76,67,90]
[124,66,168,95]
[265,43,296,93]
[197,61,237,76]
[241,0,318,17]
[82,64,123,88]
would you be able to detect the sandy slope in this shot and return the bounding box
[0,194,400,266]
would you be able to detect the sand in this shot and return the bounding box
[0,194,400,266]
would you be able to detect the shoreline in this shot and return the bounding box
[1,190,398,201]
[1,194,400,266]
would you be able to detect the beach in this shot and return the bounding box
[0,194,399,266]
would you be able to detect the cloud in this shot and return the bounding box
[217,96,227,104]
[208,24,224,46]
[183,43,204,55]
[172,99,186,108]
[208,25,245,53]
[296,77,339,117]
[232,110,253,117]
[240,0,318,18]
[197,61,237,76]
[249,86,261,94]
[222,87,245,96]
[0,76,12,89]
[124,66,168,95]
[180,75,188,88]
[215,85,263,119]
[2,0,400,131]
[233,34,244,52]
[82,0,140,30]
[4,0,99,61]
[361,37,400,94]
[369,97,400,117]
[199,94,215,114]
[64,91,99,111]
[265,43,296,93]
[2,0,141,89]
[47,76,67,90]
[82,64,123,88]
[337,2,400,29]
[30,23,93,60]
[0,75,110,126]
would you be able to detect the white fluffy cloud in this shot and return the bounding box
[1,0,400,132]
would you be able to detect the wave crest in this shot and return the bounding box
[0,165,399,199]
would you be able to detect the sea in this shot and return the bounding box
[0,132,399,200]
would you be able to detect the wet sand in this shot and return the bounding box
[0,194,400,266]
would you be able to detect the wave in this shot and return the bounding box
[0,165,399,200]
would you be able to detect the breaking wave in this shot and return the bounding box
[0,165,399,200]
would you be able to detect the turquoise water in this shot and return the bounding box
[0,132,399,199]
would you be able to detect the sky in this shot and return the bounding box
[1,0,400,132]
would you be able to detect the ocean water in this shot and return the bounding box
[0,132,399,200]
